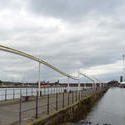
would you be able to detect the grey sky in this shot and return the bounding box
[0,0,125,83]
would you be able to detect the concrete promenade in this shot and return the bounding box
[0,88,98,125]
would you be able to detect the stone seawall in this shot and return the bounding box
[27,89,108,125]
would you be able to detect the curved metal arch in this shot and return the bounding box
[0,45,78,80]
[79,72,95,83]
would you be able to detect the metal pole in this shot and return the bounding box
[13,88,15,100]
[44,87,45,95]
[78,79,80,91]
[72,91,74,104]
[67,77,70,92]
[51,86,52,94]
[56,93,58,111]
[78,71,80,91]
[5,88,7,101]
[54,87,55,94]
[76,91,77,102]
[60,86,61,93]
[61,86,63,93]
[20,89,22,98]
[79,90,81,100]
[47,87,49,94]
[47,94,49,115]
[26,88,28,96]
[19,96,22,125]
[32,88,33,96]
[62,92,64,108]
[35,92,38,118]
[38,62,41,96]
[123,54,125,81]
[68,92,70,105]
[94,82,96,90]
[56,86,57,94]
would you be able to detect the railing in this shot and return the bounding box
[18,87,103,125]
[0,86,90,101]
[0,87,67,101]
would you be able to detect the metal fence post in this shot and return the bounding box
[43,87,45,95]
[81,90,83,99]
[45,87,46,95]
[75,91,77,102]
[19,95,22,125]
[40,87,42,96]
[80,90,81,100]
[26,88,28,96]
[62,92,64,108]
[61,87,62,93]
[60,87,61,93]
[36,92,38,119]
[40,88,42,96]
[56,93,58,111]
[57,87,58,93]
[31,88,33,96]
[68,92,70,105]
[72,91,74,104]
[48,87,50,94]
[78,91,80,101]
[20,89,22,98]
[5,89,7,101]
[51,86,52,94]
[13,88,15,100]
[54,87,55,94]
[47,94,50,115]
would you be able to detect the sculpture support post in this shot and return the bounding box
[67,77,70,92]
[38,62,41,96]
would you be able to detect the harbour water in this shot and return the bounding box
[0,86,84,101]
[76,87,125,125]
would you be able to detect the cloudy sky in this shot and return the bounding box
[0,0,125,83]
